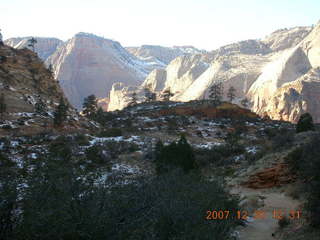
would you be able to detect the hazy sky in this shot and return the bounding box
[1,0,319,50]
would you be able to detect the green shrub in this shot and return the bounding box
[1,156,240,240]
[74,134,90,146]
[286,133,320,227]
[296,113,315,133]
[155,136,198,174]
[85,145,108,165]
[271,128,294,150]
[278,216,290,229]
[98,128,122,137]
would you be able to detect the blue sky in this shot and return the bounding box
[1,0,319,50]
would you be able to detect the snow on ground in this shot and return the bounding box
[193,141,223,149]
[89,135,145,146]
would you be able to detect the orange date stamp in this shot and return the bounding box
[206,209,302,220]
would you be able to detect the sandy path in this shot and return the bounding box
[231,187,300,240]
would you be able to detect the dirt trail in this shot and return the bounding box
[231,187,300,240]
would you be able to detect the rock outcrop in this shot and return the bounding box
[249,23,320,122]
[262,26,312,52]
[262,68,320,123]
[126,45,204,66]
[0,44,65,113]
[4,37,63,61]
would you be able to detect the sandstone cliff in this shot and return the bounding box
[4,37,63,61]
[108,23,320,123]
[46,33,152,109]
[126,45,204,66]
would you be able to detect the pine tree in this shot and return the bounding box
[82,94,98,119]
[155,135,197,175]
[128,92,138,106]
[0,29,3,46]
[161,89,173,101]
[53,97,68,127]
[94,107,105,124]
[227,86,236,103]
[155,140,164,174]
[35,98,47,115]
[176,135,197,172]
[209,82,223,107]
[28,37,37,52]
[0,93,6,120]
[241,98,249,108]
[296,113,315,133]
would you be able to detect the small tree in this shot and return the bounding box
[35,98,47,115]
[28,37,37,52]
[0,93,6,120]
[82,94,98,119]
[209,82,223,107]
[155,135,197,175]
[241,98,249,108]
[161,89,174,101]
[227,86,236,103]
[128,92,138,106]
[296,113,315,133]
[53,97,68,127]
[94,107,105,124]
[0,29,3,46]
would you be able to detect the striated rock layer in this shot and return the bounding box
[46,33,151,109]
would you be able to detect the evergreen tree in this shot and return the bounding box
[209,82,223,107]
[82,94,98,119]
[161,89,174,101]
[94,107,105,124]
[241,98,249,108]
[296,113,315,133]
[35,98,47,115]
[28,37,37,52]
[155,135,197,175]
[53,97,68,127]
[0,93,6,120]
[155,140,164,174]
[128,92,138,106]
[227,86,236,103]
[0,29,3,46]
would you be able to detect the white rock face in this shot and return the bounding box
[175,54,269,102]
[263,68,320,123]
[300,23,320,68]
[4,37,63,61]
[108,83,134,112]
[262,26,312,51]
[248,46,311,114]
[126,45,205,66]
[46,33,153,109]
[164,54,209,94]
[211,39,271,56]
[141,69,167,92]
[248,22,320,120]
[108,22,320,123]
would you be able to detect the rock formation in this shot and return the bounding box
[0,44,65,114]
[4,37,63,61]
[46,33,152,109]
[108,23,320,123]
[126,45,204,66]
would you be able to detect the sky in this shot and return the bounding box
[1,0,319,50]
